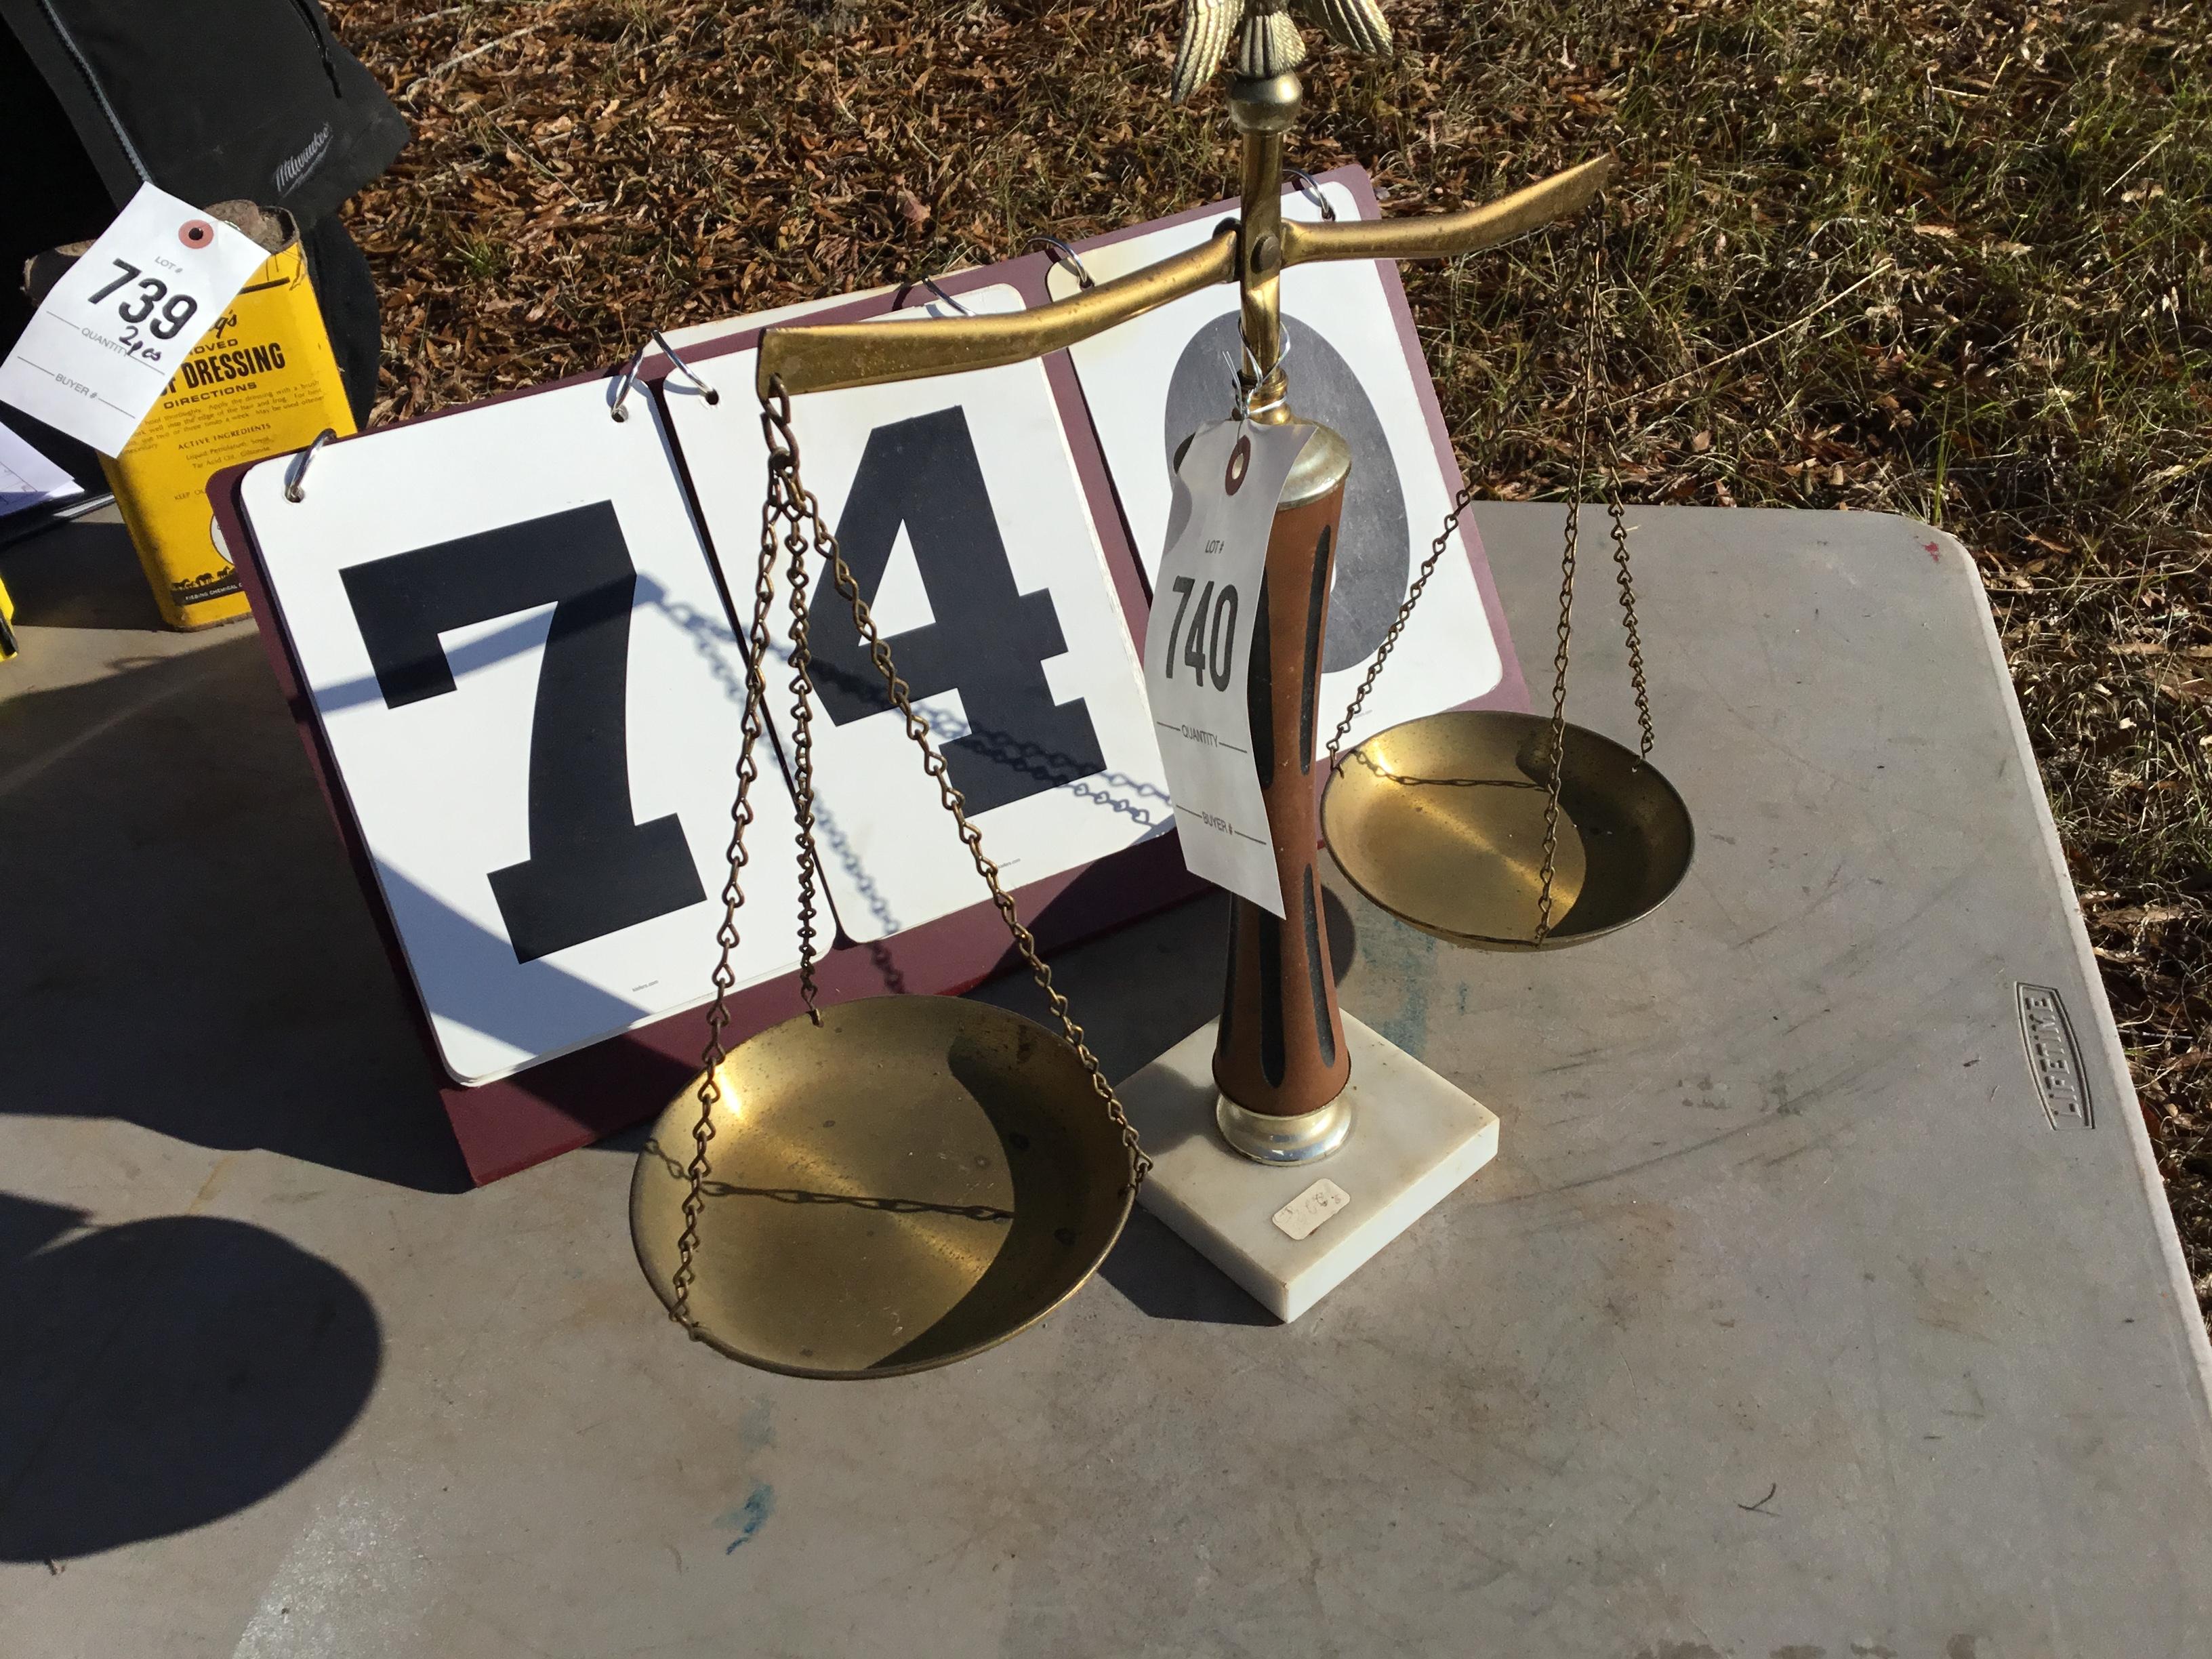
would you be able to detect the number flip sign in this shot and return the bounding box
[238,377,806,1085]
[1049,169,1529,752]
[0,184,267,455]
[664,285,1172,945]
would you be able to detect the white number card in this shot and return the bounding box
[1049,179,1508,754]
[1144,419,1313,916]
[0,183,266,455]
[239,378,806,1084]
[665,285,1172,945]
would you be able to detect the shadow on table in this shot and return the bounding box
[0,636,471,1193]
[1099,1209,1274,1326]
[0,1191,379,1562]
[0,513,163,630]
[978,884,1363,1330]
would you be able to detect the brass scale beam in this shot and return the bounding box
[755,151,1615,398]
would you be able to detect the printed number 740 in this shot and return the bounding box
[1165,575,1240,692]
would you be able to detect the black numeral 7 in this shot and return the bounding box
[1165,577,1197,681]
[87,260,142,304]
[341,501,707,963]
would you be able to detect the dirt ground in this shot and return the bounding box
[323,0,2210,1315]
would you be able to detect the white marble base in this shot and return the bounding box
[1115,1013,1500,1322]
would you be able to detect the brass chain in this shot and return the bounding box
[667,399,793,1340]
[1606,489,1655,759]
[1584,201,1654,762]
[675,382,1152,1221]
[1323,472,1481,763]
[1533,305,1586,944]
[781,486,827,1019]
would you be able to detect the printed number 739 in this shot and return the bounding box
[86,259,200,342]
[1164,575,1240,692]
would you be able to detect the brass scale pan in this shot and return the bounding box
[1321,710,1695,950]
[633,997,1134,1378]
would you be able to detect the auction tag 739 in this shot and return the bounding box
[1143,417,1315,918]
[0,183,266,456]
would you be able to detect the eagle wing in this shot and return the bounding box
[1296,0,1392,58]
[1170,0,1243,102]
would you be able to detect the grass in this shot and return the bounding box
[325,0,2209,1310]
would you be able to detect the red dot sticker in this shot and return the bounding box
[179,219,215,250]
[1224,434,1252,496]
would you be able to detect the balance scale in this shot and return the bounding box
[630,0,1694,1363]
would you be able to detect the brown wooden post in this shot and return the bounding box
[1210,428,1354,1158]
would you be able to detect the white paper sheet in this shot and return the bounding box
[0,423,81,518]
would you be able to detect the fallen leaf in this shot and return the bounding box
[2102,903,2196,928]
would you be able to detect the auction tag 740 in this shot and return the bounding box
[0,183,266,456]
[1143,417,1315,918]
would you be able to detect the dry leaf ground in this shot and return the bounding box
[323,0,2210,1316]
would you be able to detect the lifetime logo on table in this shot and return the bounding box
[2018,983,2094,1130]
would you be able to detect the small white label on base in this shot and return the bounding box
[1273,1179,1351,1241]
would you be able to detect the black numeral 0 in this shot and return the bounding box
[1208,583,1239,690]
[342,501,706,963]
[1165,575,1240,692]
[805,406,1107,815]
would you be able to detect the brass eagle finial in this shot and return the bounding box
[1170,0,1393,104]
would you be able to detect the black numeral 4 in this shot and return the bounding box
[805,407,1107,815]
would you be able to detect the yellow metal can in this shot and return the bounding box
[97,205,357,630]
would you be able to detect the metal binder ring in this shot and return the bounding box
[651,329,719,405]
[1285,168,1337,220]
[1027,234,1096,291]
[283,428,337,502]
[891,272,970,315]
[609,338,651,422]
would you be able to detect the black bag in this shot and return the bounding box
[1,0,408,431]
[1,0,406,225]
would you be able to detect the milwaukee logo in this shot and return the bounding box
[274,123,333,194]
[2018,984,2093,1129]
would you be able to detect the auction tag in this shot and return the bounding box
[0,184,266,456]
[1143,417,1313,918]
